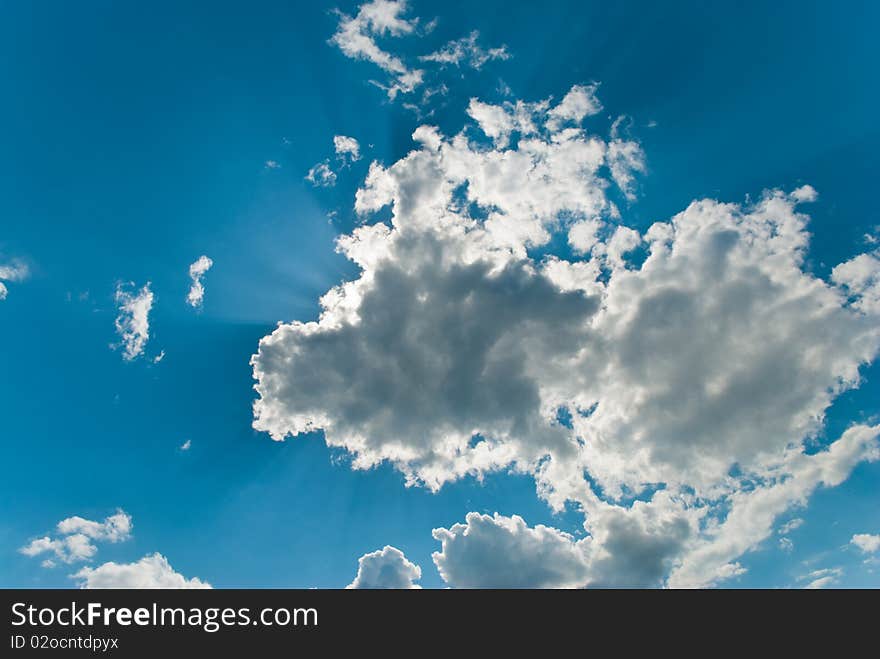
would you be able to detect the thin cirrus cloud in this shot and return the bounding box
[251,68,880,588]
[186,255,214,309]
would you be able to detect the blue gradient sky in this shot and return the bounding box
[1,0,878,588]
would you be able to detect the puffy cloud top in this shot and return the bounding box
[20,510,132,566]
[114,282,154,360]
[73,553,211,589]
[253,83,880,587]
[347,546,422,589]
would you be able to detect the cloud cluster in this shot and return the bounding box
[307,136,363,188]
[330,1,510,102]
[21,511,210,588]
[186,255,214,308]
[113,282,154,360]
[20,510,132,567]
[347,545,421,589]
[0,259,28,300]
[72,553,211,589]
[253,79,880,587]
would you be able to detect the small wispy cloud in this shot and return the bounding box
[306,161,337,187]
[186,255,213,309]
[420,31,510,69]
[330,0,424,100]
[779,518,804,535]
[0,259,29,301]
[798,567,843,589]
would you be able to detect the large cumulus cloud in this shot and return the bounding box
[252,84,880,587]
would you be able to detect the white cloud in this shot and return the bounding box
[851,533,880,553]
[779,518,805,535]
[799,567,842,589]
[0,259,29,300]
[57,510,132,542]
[546,84,602,132]
[180,439,192,451]
[186,255,213,309]
[568,218,603,255]
[20,510,132,565]
[832,251,880,314]
[420,31,509,69]
[334,135,362,164]
[306,161,337,188]
[667,424,880,588]
[265,160,281,169]
[347,545,421,589]
[114,282,154,360]
[465,99,516,146]
[252,83,880,587]
[72,553,211,589]
[432,506,690,589]
[330,0,423,99]
[20,535,97,564]
[777,517,804,552]
[307,137,363,190]
[791,184,818,203]
[329,2,514,103]
[607,117,646,200]
[433,513,590,588]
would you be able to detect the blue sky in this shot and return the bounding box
[1,0,879,589]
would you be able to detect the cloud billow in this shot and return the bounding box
[252,81,880,587]
[347,545,422,589]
